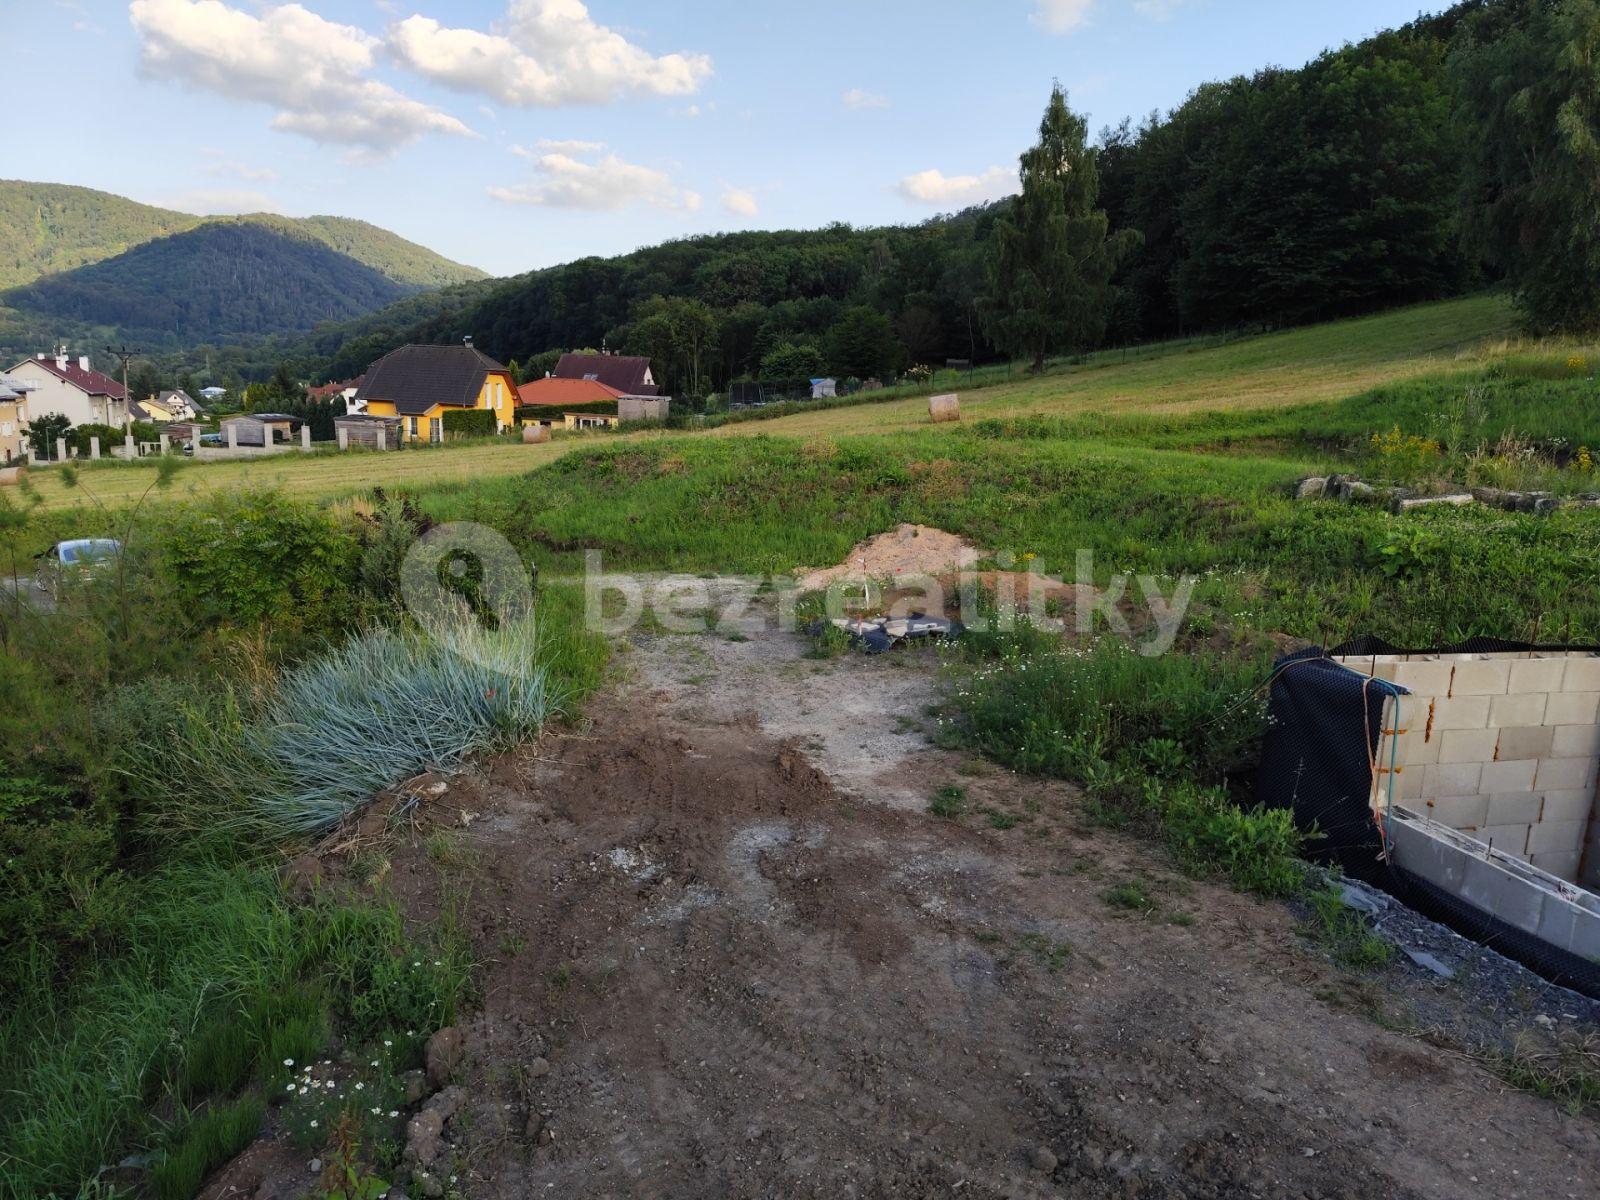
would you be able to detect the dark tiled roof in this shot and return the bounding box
[554,353,657,396]
[355,345,509,417]
[17,356,126,399]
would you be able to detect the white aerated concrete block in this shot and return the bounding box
[1565,656,1600,693]
[1481,759,1539,793]
[1509,658,1567,694]
[1552,725,1600,759]
[1544,692,1600,727]
[1540,787,1597,823]
[1424,762,1484,797]
[1490,693,1548,728]
[1431,696,1492,730]
[1451,658,1512,696]
[1393,660,1452,695]
[1439,728,1497,763]
[1496,726,1556,761]
[1485,792,1542,827]
[1526,820,1589,856]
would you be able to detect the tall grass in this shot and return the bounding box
[0,862,468,1199]
[942,639,1306,898]
[135,608,567,837]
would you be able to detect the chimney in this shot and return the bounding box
[55,348,69,371]
[79,355,91,372]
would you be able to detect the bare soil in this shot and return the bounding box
[221,615,1597,1200]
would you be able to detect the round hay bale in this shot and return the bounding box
[0,465,25,487]
[928,393,961,423]
[522,423,551,444]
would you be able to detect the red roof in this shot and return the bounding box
[516,377,624,407]
[309,374,365,400]
[24,356,125,399]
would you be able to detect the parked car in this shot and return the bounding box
[180,433,224,456]
[35,538,122,595]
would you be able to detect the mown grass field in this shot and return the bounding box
[16,294,1540,515]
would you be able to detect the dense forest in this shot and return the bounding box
[2,223,419,344]
[0,181,487,361]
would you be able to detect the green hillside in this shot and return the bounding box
[0,180,200,290]
[264,214,487,290]
[1,222,416,345]
[0,180,485,293]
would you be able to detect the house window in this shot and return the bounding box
[407,416,418,439]
[430,418,442,444]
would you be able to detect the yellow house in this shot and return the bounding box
[0,373,32,464]
[353,341,516,444]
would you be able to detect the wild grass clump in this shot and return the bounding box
[135,608,566,837]
[943,639,1306,897]
[1496,1031,1600,1116]
[149,1097,265,1200]
[0,864,469,1199]
[1302,884,1396,970]
[950,638,1267,782]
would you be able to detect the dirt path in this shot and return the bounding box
[352,622,1596,1200]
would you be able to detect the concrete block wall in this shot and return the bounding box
[1334,651,1600,888]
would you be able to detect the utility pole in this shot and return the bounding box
[105,345,141,430]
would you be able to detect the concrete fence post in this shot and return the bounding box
[55,437,67,463]
[377,426,386,452]
[159,434,171,455]
[301,424,312,451]
[124,434,136,460]
[337,427,349,451]
[89,436,101,461]
[28,446,39,466]
[226,423,238,451]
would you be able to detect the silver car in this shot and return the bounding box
[35,538,122,596]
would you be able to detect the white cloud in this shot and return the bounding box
[490,146,700,212]
[842,88,889,110]
[720,186,758,218]
[1032,0,1094,33]
[200,154,279,182]
[163,188,282,215]
[388,0,712,107]
[513,138,607,157]
[129,0,472,153]
[895,165,1016,207]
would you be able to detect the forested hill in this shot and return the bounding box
[0,181,486,291]
[265,0,1548,395]
[0,181,200,290]
[0,221,417,345]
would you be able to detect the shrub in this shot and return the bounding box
[153,489,358,626]
[0,774,130,994]
[69,423,125,456]
[441,409,498,438]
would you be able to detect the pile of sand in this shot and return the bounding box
[794,524,985,592]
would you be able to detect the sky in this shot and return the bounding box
[7,0,1443,277]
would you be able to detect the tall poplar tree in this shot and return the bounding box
[984,86,1140,370]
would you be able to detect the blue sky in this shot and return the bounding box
[11,0,1441,276]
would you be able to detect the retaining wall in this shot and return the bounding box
[1333,651,1600,888]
